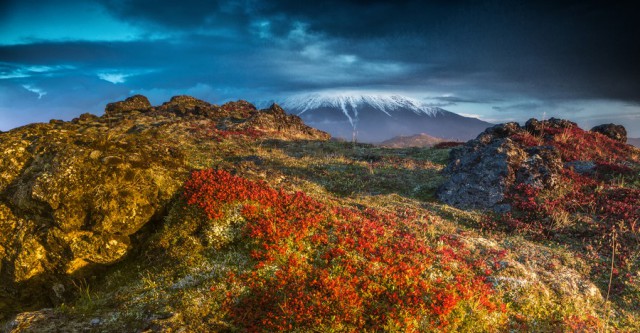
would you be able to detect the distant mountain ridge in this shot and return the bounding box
[378,133,445,148]
[278,92,492,142]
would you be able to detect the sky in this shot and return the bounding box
[1,0,640,136]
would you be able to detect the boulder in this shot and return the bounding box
[590,123,627,143]
[104,95,152,116]
[237,103,330,140]
[0,120,184,318]
[438,137,527,210]
[156,95,217,117]
[437,122,563,211]
[72,113,99,124]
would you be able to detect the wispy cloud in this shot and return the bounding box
[0,63,75,79]
[22,84,47,98]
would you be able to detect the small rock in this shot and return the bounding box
[566,161,596,174]
[89,150,102,160]
[101,156,123,165]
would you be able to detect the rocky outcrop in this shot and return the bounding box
[437,119,569,211]
[590,123,627,143]
[438,124,527,210]
[104,95,152,116]
[240,103,330,140]
[0,122,185,317]
[0,95,329,320]
[156,95,218,117]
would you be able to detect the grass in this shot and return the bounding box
[6,122,639,331]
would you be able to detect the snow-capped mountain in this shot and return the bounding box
[277,92,492,142]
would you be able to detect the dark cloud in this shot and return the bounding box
[252,0,640,102]
[1,0,639,133]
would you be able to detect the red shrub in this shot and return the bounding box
[498,127,640,295]
[184,169,506,331]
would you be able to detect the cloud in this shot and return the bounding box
[0,63,75,79]
[492,102,542,112]
[21,84,47,99]
[1,0,639,134]
[0,1,147,45]
[98,72,127,84]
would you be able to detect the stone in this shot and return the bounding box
[438,119,566,210]
[515,146,563,189]
[566,161,596,174]
[590,123,627,143]
[156,95,215,117]
[104,95,152,116]
[437,138,527,209]
[72,113,99,124]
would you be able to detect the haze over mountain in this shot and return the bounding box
[279,92,492,142]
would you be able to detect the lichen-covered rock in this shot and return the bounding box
[238,103,330,140]
[590,123,627,143]
[104,95,152,116]
[0,122,183,318]
[71,113,99,124]
[156,95,217,117]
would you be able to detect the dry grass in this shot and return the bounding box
[7,134,636,331]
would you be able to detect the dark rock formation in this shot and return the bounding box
[515,146,563,189]
[437,118,635,211]
[438,121,565,211]
[565,161,596,175]
[590,123,627,143]
[524,118,576,135]
[438,124,527,210]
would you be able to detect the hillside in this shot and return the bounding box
[1,97,639,332]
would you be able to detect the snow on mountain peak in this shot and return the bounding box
[280,92,443,126]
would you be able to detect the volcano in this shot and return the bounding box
[279,92,492,142]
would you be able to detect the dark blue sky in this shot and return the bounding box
[2,0,640,135]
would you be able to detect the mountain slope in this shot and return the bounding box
[280,92,492,142]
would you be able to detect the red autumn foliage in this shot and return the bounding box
[184,169,506,331]
[493,126,640,294]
